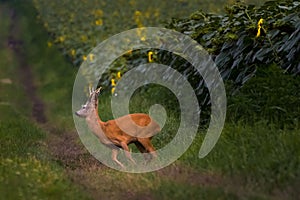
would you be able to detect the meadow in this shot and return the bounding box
[0,0,299,199]
[0,3,90,199]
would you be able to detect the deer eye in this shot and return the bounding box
[82,105,87,109]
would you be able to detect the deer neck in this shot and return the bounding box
[86,106,111,145]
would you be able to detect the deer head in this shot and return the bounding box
[75,87,101,118]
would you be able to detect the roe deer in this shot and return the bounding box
[75,87,161,168]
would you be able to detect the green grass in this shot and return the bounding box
[31,0,267,66]
[0,3,91,200]
[0,119,44,156]
[1,156,85,200]
[226,64,300,129]
[150,181,240,200]
[182,122,300,188]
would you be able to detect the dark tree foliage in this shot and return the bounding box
[106,1,299,113]
[167,0,300,84]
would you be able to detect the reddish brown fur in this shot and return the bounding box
[76,88,160,168]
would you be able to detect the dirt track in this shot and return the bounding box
[6,7,109,199]
[7,8,46,123]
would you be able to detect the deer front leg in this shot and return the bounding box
[111,148,125,168]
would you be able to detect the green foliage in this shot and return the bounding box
[163,0,300,111]
[32,0,242,65]
[99,0,300,114]
[168,0,300,75]
[31,0,299,116]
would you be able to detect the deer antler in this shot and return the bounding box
[88,86,102,96]
[95,87,102,94]
[89,86,92,95]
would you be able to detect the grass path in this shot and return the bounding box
[7,7,46,123]
[0,4,91,199]
[3,6,107,199]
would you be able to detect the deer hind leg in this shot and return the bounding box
[137,138,157,160]
[134,141,152,162]
[111,148,125,168]
[120,142,136,165]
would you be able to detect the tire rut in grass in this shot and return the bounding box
[7,8,46,124]
[5,7,113,199]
